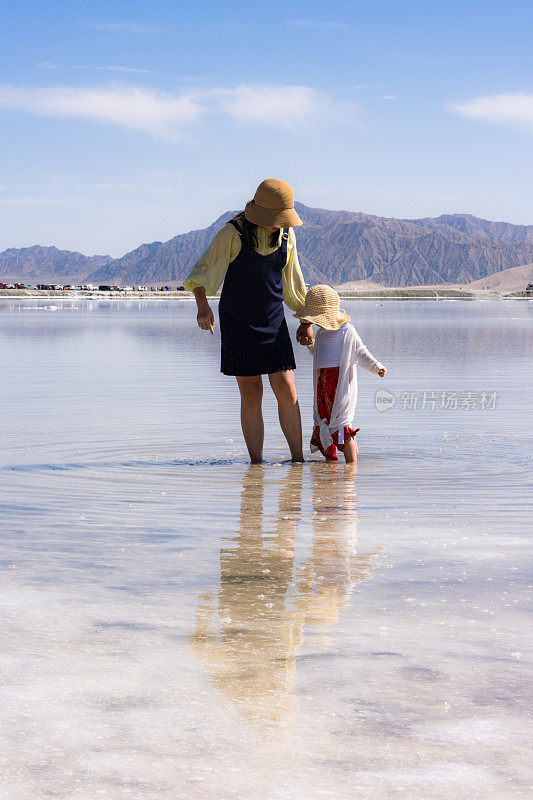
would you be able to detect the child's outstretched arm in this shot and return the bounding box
[353,332,386,376]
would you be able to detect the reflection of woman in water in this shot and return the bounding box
[190,465,301,727]
[189,465,378,729]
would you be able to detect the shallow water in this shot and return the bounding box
[0,299,531,799]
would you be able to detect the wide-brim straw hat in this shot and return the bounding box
[295,284,351,330]
[244,178,303,228]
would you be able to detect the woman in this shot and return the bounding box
[184,178,312,463]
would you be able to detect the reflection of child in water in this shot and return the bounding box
[295,285,386,463]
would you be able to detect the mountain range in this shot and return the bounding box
[2,203,532,287]
[0,245,111,284]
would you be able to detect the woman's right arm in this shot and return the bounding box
[183,224,239,333]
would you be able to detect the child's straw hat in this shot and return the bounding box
[244,179,303,228]
[295,285,351,330]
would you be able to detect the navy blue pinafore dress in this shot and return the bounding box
[218,220,297,377]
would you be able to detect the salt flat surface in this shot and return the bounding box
[0,299,531,799]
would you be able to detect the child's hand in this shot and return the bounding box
[377,367,386,377]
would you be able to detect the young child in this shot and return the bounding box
[295,285,386,463]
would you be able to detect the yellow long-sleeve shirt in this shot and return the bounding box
[183,223,307,314]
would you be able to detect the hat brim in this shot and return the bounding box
[244,199,302,228]
[294,309,351,331]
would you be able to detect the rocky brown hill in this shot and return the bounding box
[0,245,111,283]
[3,205,532,287]
[291,206,533,286]
[86,211,237,287]
[466,262,533,290]
[86,204,533,287]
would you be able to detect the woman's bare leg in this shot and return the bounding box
[343,437,358,463]
[268,370,304,462]
[236,376,264,463]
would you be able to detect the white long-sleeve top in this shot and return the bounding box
[308,323,384,452]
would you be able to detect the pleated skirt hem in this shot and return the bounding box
[221,339,296,377]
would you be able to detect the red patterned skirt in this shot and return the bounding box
[310,367,359,461]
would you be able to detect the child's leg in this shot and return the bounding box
[312,368,340,462]
[324,443,338,461]
[311,426,338,461]
[342,437,358,463]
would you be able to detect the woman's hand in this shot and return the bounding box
[296,323,313,346]
[377,367,386,377]
[197,302,214,335]
[193,286,215,335]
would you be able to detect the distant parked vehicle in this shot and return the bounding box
[14,283,26,289]
[0,283,8,289]
[98,285,112,291]
[63,285,75,290]
[123,286,134,292]
[177,285,186,291]
[526,283,533,293]
[137,286,147,292]
[6,284,15,289]
[111,286,121,291]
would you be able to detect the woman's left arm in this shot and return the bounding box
[282,229,306,314]
[282,229,312,344]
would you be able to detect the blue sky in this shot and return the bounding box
[1,0,532,256]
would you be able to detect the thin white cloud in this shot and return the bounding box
[36,61,58,70]
[214,84,352,129]
[0,83,352,138]
[382,94,396,100]
[85,22,162,33]
[73,65,154,74]
[288,21,349,29]
[0,85,202,139]
[449,93,533,131]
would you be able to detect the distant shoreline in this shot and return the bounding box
[0,288,530,301]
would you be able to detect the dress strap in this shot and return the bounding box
[228,218,242,235]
